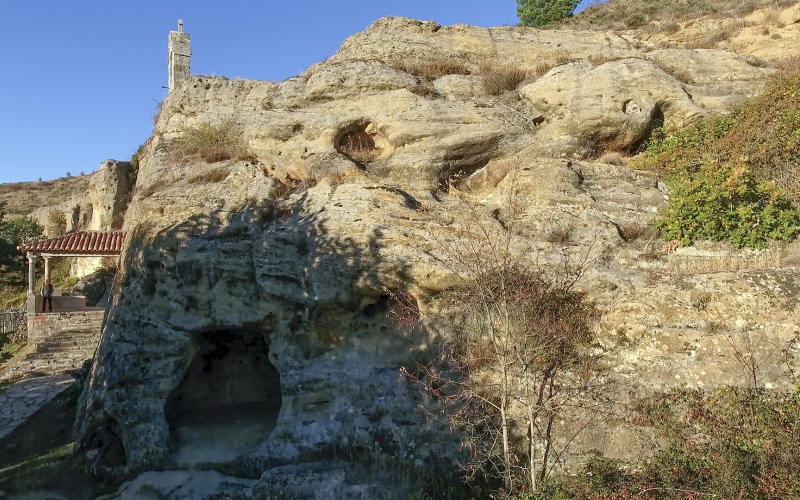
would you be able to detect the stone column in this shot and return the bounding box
[27,253,35,293]
[168,20,191,92]
[26,253,36,315]
[43,256,51,284]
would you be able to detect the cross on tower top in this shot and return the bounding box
[178,19,184,32]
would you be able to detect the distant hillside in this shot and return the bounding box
[560,0,797,30]
[0,175,91,220]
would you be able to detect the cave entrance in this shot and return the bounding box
[165,329,281,465]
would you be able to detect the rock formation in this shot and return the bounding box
[70,15,800,497]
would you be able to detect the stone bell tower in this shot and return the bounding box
[168,19,191,92]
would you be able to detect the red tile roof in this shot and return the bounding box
[19,230,126,255]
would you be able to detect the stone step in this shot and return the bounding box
[22,352,93,362]
[37,338,99,347]
[3,312,104,380]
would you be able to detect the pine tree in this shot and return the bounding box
[517,0,581,27]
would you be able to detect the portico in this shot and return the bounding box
[19,230,126,315]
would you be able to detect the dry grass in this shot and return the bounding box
[480,63,528,96]
[759,6,785,26]
[597,151,626,166]
[530,53,578,78]
[328,169,366,187]
[0,176,90,219]
[336,129,381,164]
[587,54,626,67]
[665,243,800,275]
[556,0,796,31]
[777,55,800,73]
[388,58,471,81]
[683,21,745,49]
[682,20,747,49]
[690,290,713,310]
[188,166,232,184]
[171,120,250,163]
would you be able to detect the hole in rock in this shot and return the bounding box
[629,105,665,154]
[165,329,281,465]
[336,123,381,166]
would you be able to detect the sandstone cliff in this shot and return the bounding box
[70,14,800,497]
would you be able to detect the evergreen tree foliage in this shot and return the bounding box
[517,0,581,27]
[0,201,43,269]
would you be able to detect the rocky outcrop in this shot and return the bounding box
[28,160,134,234]
[72,16,800,494]
[24,160,135,278]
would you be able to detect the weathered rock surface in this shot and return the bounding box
[28,160,134,234]
[71,15,800,495]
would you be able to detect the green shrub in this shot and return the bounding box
[652,161,800,248]
[632,69,800,248]
[632,114,736,175]
[517,0,580,27]
[634,70,800,202]
[130,141,146,173]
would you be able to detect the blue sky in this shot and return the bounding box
[0,0,599,183]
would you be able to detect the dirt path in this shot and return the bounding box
[0,374,74,439]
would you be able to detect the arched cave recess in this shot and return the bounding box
[335,122,382,167]
[165,328,282,464]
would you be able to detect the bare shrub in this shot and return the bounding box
[545,227,573,244]
[617,222,653,243]
[408,83,440,99]
[389,58,471,80]
[480,63,528,96]
[398,176,603,495]
[272,177,317,200]
[336,129,381,164]
[690,290,713,311]
[172,120,250,163]
[45,210,67,237]
[188,166,231,184]
[598,151,625,166]
[152,100,164,127]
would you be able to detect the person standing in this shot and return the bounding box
[41,280,54,313]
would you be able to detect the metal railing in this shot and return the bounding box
[0,309,25,341]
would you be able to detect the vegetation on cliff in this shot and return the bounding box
[543,387,800,499]
[0,201,42,308]
[634,68,800,247]
[558,0,797,30]
[517,0,580,27]
[172,120,251,164]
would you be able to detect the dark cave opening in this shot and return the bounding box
[165,329,281,464]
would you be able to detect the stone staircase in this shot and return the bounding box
[0,311,104,381]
